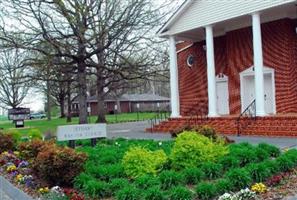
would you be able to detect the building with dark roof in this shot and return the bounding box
[71,93,170,115]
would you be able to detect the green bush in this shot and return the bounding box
[0,132,14,152]
[73,172,96,189]
[247,163,272,182]
[215,178,232,195]
[195,182,217,200]
[224,168,252,189]
[6,130,22,145]
[276,155,295,172]
[134,174,160,189]
[82,180,110,198]
[258,143,281,157]
[170,131,228,169]
[116,186,141,200]
[218,155,240,171]
[95,164,125,181]
[144,186,165,200]
[284,149,297,166]
[28,129,43,140]
[229,147,257,167]
[159,170,182,190]
[122,146,167,178]
[201,162,223,180]
[169,186,192,200]
[261,160,280,174]
[181,167,203,185]
[109,178,130,195]
[254,147,270,162]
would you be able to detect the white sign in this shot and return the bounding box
[136,103,140,109]
[57,124,107,141]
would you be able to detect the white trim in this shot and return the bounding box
[177,43,194,54]
[240,66,276,114]
[157,0,194,36]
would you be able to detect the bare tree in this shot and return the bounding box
[0,50,32,109]
[0,0,178,124]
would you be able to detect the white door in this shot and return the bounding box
[242,75,255,111]
[264,74,273,114]
[216,80,229,115]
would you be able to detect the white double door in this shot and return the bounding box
[242,73,275,114]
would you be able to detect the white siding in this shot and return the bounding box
[167,0,295,35]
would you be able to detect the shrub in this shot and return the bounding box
[170,131,228,169]
[134,174,160,189]
[0,132,14,152]
[33,145,87,186]
[229,148,257,167]
[6,130,22,144]
[261,160,280,174]
[224,168,252,190]
[284,149,297,166]
[82,180,110,198]
[218,155,240,171]
[28,129,43,140]
[254,147,270,162]
[94,164,125,181]
[215,178,232,195]
[109,178,130,195]
[276,156,294,172]
[116,186,141,200]
[144,186,165,200]
[201,162,223,180]
[181,167,203,185]
[169,186,192,200]
[195,182,217,200]
[247,163,272,182]
[18,140,54,159]
[73,172,95,189]
[197,125,217,140]
[122,146,167,178]
[257,143,281,157]
[159,170,182,190]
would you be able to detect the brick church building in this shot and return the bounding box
[152,0,297,136]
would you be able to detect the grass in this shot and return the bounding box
[0,112,164,134]
[0,115,8,121]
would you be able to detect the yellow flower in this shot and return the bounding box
[38,187,49,194]
[15,174,23,182]
[13,151,20,156]
[251,183,267,193]
[6,165,17,172]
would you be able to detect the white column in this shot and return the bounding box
[252,12,266,116]
[205,25,218,117]
[169,36,180,118]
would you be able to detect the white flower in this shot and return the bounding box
[159,142,162,146]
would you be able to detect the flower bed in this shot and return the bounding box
[1,129,297,200]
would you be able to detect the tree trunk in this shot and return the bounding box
[46,79,51,121]
[77,60,88,124]
[66,81,72,123]
[116,99,121,113]
[60,98,65,118]
[96,83,107,123]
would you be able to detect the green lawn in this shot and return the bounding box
[0,115,8,121]
[0,112,166,135]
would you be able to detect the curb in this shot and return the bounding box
[0,176,34,200]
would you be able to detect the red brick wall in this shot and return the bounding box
[177,18,297,116]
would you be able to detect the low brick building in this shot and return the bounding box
[72,93,170,116]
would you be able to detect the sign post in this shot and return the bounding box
[136,103,140,121]
[57,124,107,148]
[8,108,30,128]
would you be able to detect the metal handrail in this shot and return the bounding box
[186,101,208,127]
[149,112,169,133]
[236,99,256,136]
